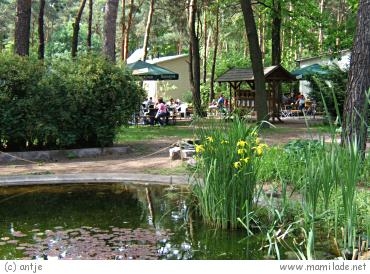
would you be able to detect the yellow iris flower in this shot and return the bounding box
[255,144,268,156]
[233,161,242,169]
[237,148,246,155]
[255,138,261,145]
[242,157,250,163]
[195,144,205,153]
[206,136,214,143]
[236,140,247,147]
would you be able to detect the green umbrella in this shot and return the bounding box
[291,63,329,79]
[127,60,179,80]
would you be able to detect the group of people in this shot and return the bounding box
[141,97,182,126]
[282,92,317,116]
[142,91,314,124]
[282,92,306,111]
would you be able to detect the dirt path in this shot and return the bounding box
[0,119,360,177]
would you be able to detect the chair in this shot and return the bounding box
[281,105,292,118]
[178,103,188,119]
[145,108,157,125]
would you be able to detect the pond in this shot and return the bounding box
[0,183,266,260]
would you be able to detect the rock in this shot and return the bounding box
[181,149,195,160]
[186,158,197,167]
[169,147,181,160]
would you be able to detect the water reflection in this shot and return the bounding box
[0,183,262,260]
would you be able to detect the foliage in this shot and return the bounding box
[0,53,145,150]
[45,22,102,58]
[190,116,268,229]
[0,53,45,151]
[307,64,348,119]
[3,0,357,71]
[254,132,369,258]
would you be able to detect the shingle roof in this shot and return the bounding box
[215,65,296,83]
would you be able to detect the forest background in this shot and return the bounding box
[0,0,358,82]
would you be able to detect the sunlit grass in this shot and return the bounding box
[114,121,195,143]
[141,164,189,175]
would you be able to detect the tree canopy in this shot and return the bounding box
[1,0,358,67]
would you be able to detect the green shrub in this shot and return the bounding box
[0,53,45,150]
[0,53,145,150]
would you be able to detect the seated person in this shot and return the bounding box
[167,98,175,106]
[209,99,217,108]
[296,94,306,111]
[144,105,157,125]
[146,97,154,109]
[155,97,169,126]
[167,97,178,117]
[208,99,218,115]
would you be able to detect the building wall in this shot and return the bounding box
[143,55,190,102]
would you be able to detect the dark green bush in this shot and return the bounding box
[0,53,145,151]
[0,53,45,150]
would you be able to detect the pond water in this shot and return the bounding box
[0,183,265,260]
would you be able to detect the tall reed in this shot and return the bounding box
[190,116,268,229]
[337,140,361,251]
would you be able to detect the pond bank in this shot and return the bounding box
[0,173,189,187]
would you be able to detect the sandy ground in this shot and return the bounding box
[0,138,182,176]
[0,118,366,177]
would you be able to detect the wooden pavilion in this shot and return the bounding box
[215,65,297,121]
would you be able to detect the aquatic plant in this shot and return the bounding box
[190,116,268,229]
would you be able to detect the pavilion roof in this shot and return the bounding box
[215,65,296,83]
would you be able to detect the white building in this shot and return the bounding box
[295,49,351,96]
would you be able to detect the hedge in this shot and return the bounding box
[0,53,145,151]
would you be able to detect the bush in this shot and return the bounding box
[0,53,145,151]
[0,53,45,150]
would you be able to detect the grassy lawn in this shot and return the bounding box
[114,120,196,143]
[115,118,334,144]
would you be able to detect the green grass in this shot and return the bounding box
[114,121,196,143]
[141,164,189,175]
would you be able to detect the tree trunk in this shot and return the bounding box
[123,0,135,61]
[341,0,369,155]
[103,0,119,62]
[87,0,93,51]
[258,7,265,62]
[72,0,87,58]
[120,0,126,61]
[271,0,281,65]
[142,0,155,61]
[271,0,282,122]
[318,0,325,53]
[240,0,268,123]
[14,0,32,56]
[202,6,208,84]
[38,0,45,59]
[188,0,202,117]
[210,3,219,102]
